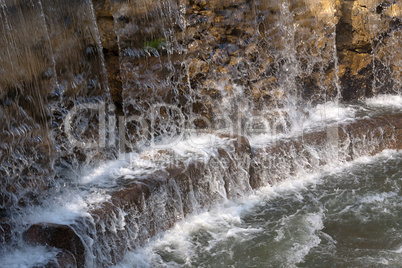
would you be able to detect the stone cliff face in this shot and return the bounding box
[0,1,401,265]
[0,0,400,211]
[88,0,401,156]
[336,0,401,100]
[94,0,401,108]
[0,0,113,210]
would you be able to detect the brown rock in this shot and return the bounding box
[23,223,85,267]
[250,113,402,187]
[105,55,123,105]
[336,0,401,99]
[0,222,11,244]
[42,250,77,268]
[338,51,373,100]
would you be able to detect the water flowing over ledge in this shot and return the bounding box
[1,112,399,267]
[0,0,401,266]
[1,0,400,212]
[121,150,402,267]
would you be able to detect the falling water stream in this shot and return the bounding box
[115,149,402,268]
[0,95,400,267]
[0,0,401,267]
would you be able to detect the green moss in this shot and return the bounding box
[143,38,165,50]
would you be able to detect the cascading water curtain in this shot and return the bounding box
[0,0,55,212]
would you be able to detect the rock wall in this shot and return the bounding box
[0,0,114,211]
[94,0,401,108]
[88,0,402,151]
[19,113,402,267]
[337,0,402,100]
[0,1,400,265]
[0,0,400,224]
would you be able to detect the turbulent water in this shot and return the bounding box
[109,96,402,268]
[115,150,402,268]
[1,95,400,267]
[0,0,401,266]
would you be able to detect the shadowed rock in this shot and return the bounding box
[0,222,11,244]
[250,113,402,188]
[23,223,85,267]
[19,113,401,267]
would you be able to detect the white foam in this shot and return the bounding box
[80,159,128,186]
[113,163,331,267]
[164,134,229,159]
[0,246,60,268]
[349,149,399,165]
[364,94,402,108]
[17,133,232,231]
[394,246,402,254]
[307,102,356,123]
[249,101,357,147]
[248,132,291,146]
[113,134,231,182]
[360,192,399,204]
[283,212,324,266]
[7,114,400,267]
[114,149,401,267]
[22,193,92,225]
[356,256,390,265]
[79,134,232,188]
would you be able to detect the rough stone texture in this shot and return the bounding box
[337,0,401,99]
[385,114,402,150]
[22,113,401,266]
[23,223,85,267]
[38,250,77,268]
[92,0,401,104]
[1,0,400,210]
[0,0,114,210]
[0,222,11,244]
[92,0,122,107]
[90,0,401,137]
[251,113,402,188]
[86,135,252,266]
[0,1,56,209]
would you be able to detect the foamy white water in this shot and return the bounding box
[115,150,402,267]
[17,99,396,228]
[307,102,356,123]
[0,246,60,268]
[364,94,402,108]
[14,134,232,227]
[249,101,357,146]
[2,99,401,267]
[0,134,236,267]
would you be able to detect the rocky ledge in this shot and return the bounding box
[16,113,401,267]
[1,0,401,213]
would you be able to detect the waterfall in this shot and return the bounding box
[0,0,56,211]
[368,0,401,95]
[0,0,401,267]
